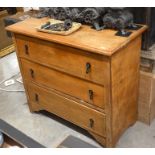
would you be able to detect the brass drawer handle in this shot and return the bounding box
[35,93,39,102]
[30,69,34,78]
[88,89,93,100]
[86,62,91,74]
[89,119,94,128]
[24,44,29,55]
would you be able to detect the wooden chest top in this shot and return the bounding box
[6,18,147,56]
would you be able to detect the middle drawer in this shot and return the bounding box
[21,59,105,109]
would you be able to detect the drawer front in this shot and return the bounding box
[21,59,106,109]
[27,83,106,137]
[15,34,110,86]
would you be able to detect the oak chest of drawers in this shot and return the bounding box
[6,18,147,147]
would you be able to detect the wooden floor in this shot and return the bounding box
[0,44,15,58]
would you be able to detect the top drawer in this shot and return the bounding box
[15,34,110,86]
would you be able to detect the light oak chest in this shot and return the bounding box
[6,18,147,147]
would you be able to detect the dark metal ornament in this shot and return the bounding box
[41,19,73,31]
[38,7,141,37]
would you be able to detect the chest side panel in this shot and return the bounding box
[110,36,141,146]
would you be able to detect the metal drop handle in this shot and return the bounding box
[35,94,39,102]
[89,119,94,128]
[86,62,91,74]
[30,69,34,78]
[88,90,93,100]
[24,44,29,55]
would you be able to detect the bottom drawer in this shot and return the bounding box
[27,83,106,137]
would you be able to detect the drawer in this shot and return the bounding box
[15,34,110,86]
[27,83,106,137]
[21,59,106,109]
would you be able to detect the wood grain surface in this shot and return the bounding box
[6,18,147,56]
[15,34,110,86]
[21,58,106,109]
[110,36,141,146]
[138,71,155,124]
[27,83,106,137]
